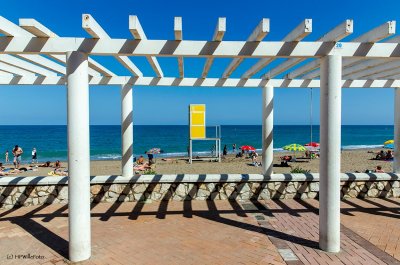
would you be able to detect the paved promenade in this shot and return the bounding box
[0,198,399,264]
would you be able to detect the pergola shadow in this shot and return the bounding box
[2,195,400,261]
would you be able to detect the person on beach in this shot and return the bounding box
[39,161,51,167]
[375,165,384,173]
[232,144,236,154]
[251,152,261,167]
[5,150,9,164]
[12,145,23,169]
[223,145,227,156]
[31,148,37,164]
[211,145,215,156]
[386,150,393,160]
[147,153,154,164]
[137,156,144,165]
[54,160,61,169]
[376,150,386,160]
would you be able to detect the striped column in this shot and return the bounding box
[262,85,273,176]
[319,54,342,253]
[66,51,91,262]
[121,83,134,178]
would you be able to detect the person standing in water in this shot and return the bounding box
[5,150,9,164]
[232,144,236,154]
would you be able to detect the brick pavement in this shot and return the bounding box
[0,198,400,264]
[0,200,285,265]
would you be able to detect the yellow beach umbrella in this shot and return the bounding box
[283,144,307,152]
[384,140,394,145]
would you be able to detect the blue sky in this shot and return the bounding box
[0,0,397,125]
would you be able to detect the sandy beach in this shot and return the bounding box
[3,148,393,177]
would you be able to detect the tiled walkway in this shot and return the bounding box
[0,198,399,264]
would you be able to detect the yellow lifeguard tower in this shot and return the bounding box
[188,104,221,163]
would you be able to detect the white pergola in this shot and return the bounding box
[1,14,400,261]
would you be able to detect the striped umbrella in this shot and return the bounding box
[384,140,394,145]
[146,148,163,154]
[283,144,307,152]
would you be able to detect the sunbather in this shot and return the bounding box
[133,163,152,171]
[386,150,393,160]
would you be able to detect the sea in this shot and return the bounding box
[0,125,393,162]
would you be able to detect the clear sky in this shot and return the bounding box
[0,0,397,125]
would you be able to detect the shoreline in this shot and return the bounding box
[4,144,389,163]
[2,148,394,177]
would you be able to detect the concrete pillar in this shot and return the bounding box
[121,83,134,178]
[319,54,342,253]
[262,85,273,176]
[394,88,400,173]
[66,51,91,262]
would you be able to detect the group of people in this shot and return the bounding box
[375,150,393,160]
[4,145,38,169]
[133,154,154,172]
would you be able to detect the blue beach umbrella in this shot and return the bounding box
[384,143,394,149]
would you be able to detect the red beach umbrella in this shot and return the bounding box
[304,142,319,147]
[240,145,256,151]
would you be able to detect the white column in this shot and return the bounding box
[121,83,134,178]
[319,54,342,253]
[66,51,91,262]
[262,85,273,176]
[394,88,400,173]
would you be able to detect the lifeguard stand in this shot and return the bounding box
[188,104,221,164]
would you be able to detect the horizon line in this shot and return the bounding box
[0,124,395,126]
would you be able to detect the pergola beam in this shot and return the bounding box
[0,75,399,88]
[129,15,163,77]
[0,61,35,76]
[303,21,397,79]
[19,18,57,37]
[82,14,140,77]
[344,60,400,79]
[0,17,69,75]
[285,20,354,79]
[359,67,400,80]
[334,35,400,78]
[222,18,270,78]
[201,17,226,78]
[174,17,184,78]
[0,54,58,76]
[17,54,65,74]
[243,19,312,79]
[16,17,113,77]
[4,36,400,59]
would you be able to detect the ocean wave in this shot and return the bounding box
[341,144,384,150]
[92,154,121,160]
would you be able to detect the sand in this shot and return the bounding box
[2,148,393,177]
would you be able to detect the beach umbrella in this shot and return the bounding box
[384,140,394,145]
[384,143,394,149]
[146,148,163,154]
[283,144,307,152]
[283,143,307,159]
[304,142,319,147]
[240,145,256,151]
